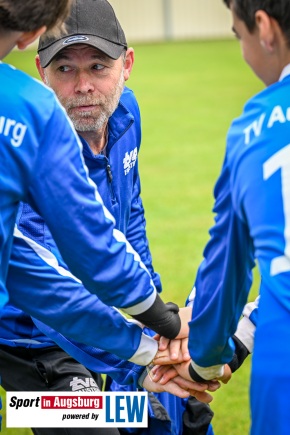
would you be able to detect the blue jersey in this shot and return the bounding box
[0,62,164,354]
[188,71,290,373]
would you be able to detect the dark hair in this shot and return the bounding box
[0,0,72,32]
[223,0,290,42]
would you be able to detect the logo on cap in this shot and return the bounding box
[63,35,90,45]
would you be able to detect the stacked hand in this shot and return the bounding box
[143,366,217,402]
[141,306,232,402]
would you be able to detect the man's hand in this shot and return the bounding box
[175,306,192,339]
[152,361,221,392]
[174,360,232,385]
[153,337,190,365]
[152,306,192,363]
[173,361,221,390]
[143,365,215,403]
[152,306,192,341]
[218,364,232,384]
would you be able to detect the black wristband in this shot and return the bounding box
[228,335,250,373]
[188,363,209,383]
[132,293,181,339]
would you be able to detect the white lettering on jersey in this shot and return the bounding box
[123,147,138,175]
[0,115,27,147]
[267,105,286,128]
[243,105,290,145]
[243,113,266,145]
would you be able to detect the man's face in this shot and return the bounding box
[43,44,125,131]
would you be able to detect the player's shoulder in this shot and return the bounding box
[244,77,289,116]
[0,62,65,127]
[0,62,56,106]
[1,62,50,91]
[226,79,290,171]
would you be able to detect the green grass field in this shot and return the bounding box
[2,39,263,434]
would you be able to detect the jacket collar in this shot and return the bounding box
[279,63,290,82]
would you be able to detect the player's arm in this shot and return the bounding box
[228,296,258,372]
[154,273,257,370]
[31,321,209,401]
[187,154,256,382]
[8,226,158,365]
[25,97,181,339]
[184,286,255,376]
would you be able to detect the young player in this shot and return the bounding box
[175,1,290,434]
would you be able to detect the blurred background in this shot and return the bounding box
[107,0,232,42]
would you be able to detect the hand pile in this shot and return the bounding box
[142,306,232,403]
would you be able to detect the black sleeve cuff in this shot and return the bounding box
[188,363,209,383]
[132,293,181,339]
[228,335,250,373]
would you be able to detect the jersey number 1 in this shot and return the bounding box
[263,144,290,276]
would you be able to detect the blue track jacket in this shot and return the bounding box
[2,86,161,366]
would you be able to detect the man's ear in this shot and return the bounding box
[35,55,46,82]
[16,26,46,50]
[123,48,134,81]
[255,10,276,53]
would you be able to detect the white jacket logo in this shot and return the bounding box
[123,147,137,175]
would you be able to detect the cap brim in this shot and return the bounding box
[38,34,126,68]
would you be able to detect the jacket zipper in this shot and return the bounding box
[106,162,116,203]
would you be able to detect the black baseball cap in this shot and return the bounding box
[38,0,127,67]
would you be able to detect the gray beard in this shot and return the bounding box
[68,104,111,132]
[45,71,125,132]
